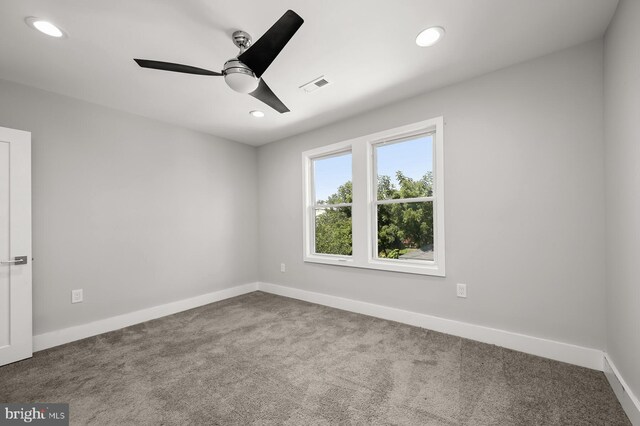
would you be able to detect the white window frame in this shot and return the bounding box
[302,117,445,276]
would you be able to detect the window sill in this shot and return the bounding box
[303,255,445,277]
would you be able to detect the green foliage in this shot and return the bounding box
[377,171,434,258]
[315,172,434,258]
[326,181,352,205]
[315,205,352,255]
[315,180,353,255]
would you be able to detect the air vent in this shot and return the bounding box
[300,76,331,93]
[314,78,329,87]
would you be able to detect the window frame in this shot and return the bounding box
[369,130,438,270]
[302,117,445,276]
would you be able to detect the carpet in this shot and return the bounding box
[0,291,631,425]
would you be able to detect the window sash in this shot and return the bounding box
[372,199,434,263]
[372,131,435,202]
[312,205,353,257]
[310,150,352,206]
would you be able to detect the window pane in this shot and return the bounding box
[314,152,352,204]
[375,135,433,200]
[315,207,352,256]
[376,202,433,261]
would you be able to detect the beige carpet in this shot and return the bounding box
[0,292,631,425]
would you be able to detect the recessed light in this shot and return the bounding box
[25,17,66,38]
[416,26,444,47]
[249,110,265,118]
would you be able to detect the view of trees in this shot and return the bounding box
[315,171,434,259]
[315,181,353,256]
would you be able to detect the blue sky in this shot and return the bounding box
[314,153,352,202]
[314,135,433,202]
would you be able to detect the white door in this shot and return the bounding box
[0,126,32,366]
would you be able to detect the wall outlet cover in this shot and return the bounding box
[456,283,467,298]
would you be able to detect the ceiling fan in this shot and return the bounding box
[134,10,303,114]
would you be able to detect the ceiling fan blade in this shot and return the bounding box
[238,10,303,78]
[134,59,222,76]
[249,79,290,113]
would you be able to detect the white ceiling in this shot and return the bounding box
[0,0,618,146]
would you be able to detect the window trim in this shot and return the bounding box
[302,117,445,276]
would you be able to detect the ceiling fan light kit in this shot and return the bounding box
[133,10,304,113]
[223,59,259,94]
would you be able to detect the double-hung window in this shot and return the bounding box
[303,117,445,276]
[373,133,435,263]
[311,151,353,257]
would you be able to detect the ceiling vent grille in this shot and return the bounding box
[300,76,331,93]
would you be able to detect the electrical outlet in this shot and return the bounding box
[456,283,467,298]
[280,263,286,273]
[71,289,83,304]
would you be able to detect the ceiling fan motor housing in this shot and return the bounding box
[223,59,259,93]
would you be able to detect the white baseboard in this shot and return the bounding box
[31,281,633,421]
[257,282,604,371]
[33,282,259,352]
[33,281,605,372]
[604,354,640,425]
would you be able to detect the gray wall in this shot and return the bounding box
[0,79,259,335]
[0,35,615,361]
[258,40,606,350]
[604,0,640,399]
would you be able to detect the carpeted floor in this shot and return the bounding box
[0,291,631,425]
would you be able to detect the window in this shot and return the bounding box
[374,135,434,262]
[303,117,445,276]
[311,151,352,256]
